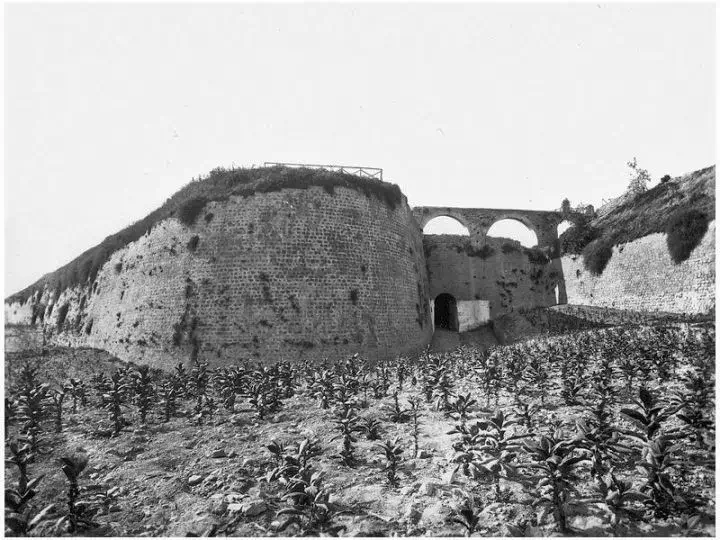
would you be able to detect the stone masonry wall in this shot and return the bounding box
[5,186,433,369]
[561,221,715,314]
[423,235,560,320]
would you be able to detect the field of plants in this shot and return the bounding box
[4,323,715,537]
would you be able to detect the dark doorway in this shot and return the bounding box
[434,293,458,331]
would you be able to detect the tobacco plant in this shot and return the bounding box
[376,437,403,487]
[334,409,360,467]
[132,365,155,424]
[310,370,335,410]
[450,496,483,537]
[524,432,589,533]
[17,382,50,453]
[51,389,66,433]
[448,393,477,427]
[386,391,410,423]
[173,362,190,398]
[64,378,88,414]
[359,416,382,441]
[4,441,51,536]
[621,386,677,443]
[671,369,715,450]
[103,371,130,436]
[57,454,97,534]
[472,410,527,499]
[157,381,177,423]
[597,469,645,534]
[6,397,17,438]
[408,397,422,458]
[636,436,685,518]
[91,373,111,407]
[513,397,539,432]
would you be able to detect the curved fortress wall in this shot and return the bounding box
[6,186,433,368]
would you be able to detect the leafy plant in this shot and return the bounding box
[5,397,17,438]
[597,469,645,534]
[386,391,410,423]
[513,397,539,432]
[51,389,66,433]
[64,378,88,414]
[524,432,589,533]
[407,397,423,458]
[132,365,155,424]
[359,416,382,441]
[470,411,527,499]
[157,381,177,423]
[102,371,130,436]
[450,495,483,536]
[57,454,97,534]
[448,393,477,427]
[620,386,677,443]
[16,382,50,453]
[376,437,403,487]
[4,441,51,536]
[334,409,360,467]
[636,436,685,518]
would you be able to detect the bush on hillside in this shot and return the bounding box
[666,209,709,264]
[559,217,598,255]
[582,237,613,276]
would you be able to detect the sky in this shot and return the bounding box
[4,2,716,295]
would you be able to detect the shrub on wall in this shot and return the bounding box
[177,197,208,226]
[666,209,709,264]
[582,237,614,276]
[524,247,550,265]
[187,235,200,252]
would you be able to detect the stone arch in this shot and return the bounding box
[486,217,539,247]
[416,209,473,231]
[423,215,470,235]
[557,219,574,237]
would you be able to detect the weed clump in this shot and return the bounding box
[665,209,709,264]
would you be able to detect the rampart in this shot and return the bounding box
[561,220,715,314]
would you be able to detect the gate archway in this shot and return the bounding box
[434,293,458,331]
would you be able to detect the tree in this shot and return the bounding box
[626,158,651,195]
[561,198,571,214]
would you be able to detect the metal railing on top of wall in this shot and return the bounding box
[264,162,383,181]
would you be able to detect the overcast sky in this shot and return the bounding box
[4,2,715,296]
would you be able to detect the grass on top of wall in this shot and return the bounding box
[6,166,404,305]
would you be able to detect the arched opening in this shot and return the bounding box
[487,219,538,247]
[554,284,560,304]
[423,216,470,235]
[557,220,574,237]
[434,293,459,331]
